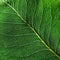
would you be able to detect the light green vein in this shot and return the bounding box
[5,2,60,59]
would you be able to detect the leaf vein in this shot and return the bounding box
[5,2,60,59]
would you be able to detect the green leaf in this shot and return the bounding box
[0,0,60,60]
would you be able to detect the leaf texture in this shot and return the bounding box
[0,0,60,60]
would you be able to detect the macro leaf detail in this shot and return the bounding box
[0,0,60,60]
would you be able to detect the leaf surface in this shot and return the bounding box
[0,0,60,60]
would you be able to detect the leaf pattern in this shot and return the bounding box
[0,0,60,60]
